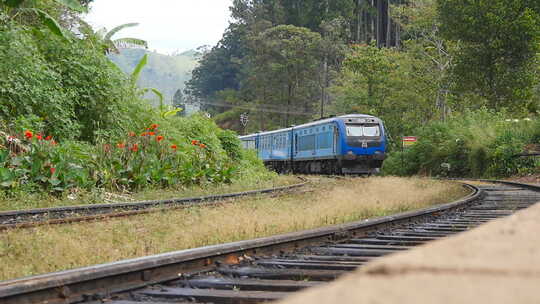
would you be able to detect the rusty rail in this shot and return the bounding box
[0,178,307,231]
[0,182,485,304]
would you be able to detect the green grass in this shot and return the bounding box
[0,175,299,211]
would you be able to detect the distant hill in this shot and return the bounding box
[109,49,199,105]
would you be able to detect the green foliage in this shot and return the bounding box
[84,22,148,54]
[329,44,438,142]
[0,115,270,194]
[130,53,148,89]
[0,0,274,199]
[0,134,93,193]
[438,0,540,108]
[187,0,354,131]
[186,24,246,99]
[341,44,397,108]
[382,110,540,178]
[248,24,322,125]
[2,0,87,40]
[0,24,80,139]
[217,129,243,161]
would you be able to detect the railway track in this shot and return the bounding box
[0,180,306,231]
[1,180,539,304]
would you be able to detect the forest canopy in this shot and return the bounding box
[186,0,540,137]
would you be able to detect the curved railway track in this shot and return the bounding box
[0,180,539,304]
[0,180,307,231]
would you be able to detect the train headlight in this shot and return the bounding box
[345,150,356,160]
[374,150,386,160]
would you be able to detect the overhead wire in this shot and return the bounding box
[186,99,317,116]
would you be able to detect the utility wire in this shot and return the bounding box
[188,100,317,116]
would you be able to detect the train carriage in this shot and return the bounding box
[239,114,387,174]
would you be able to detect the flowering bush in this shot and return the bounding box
[92,123,236,191]
[0,131,92,192]
[0,113,271,196]
[0,121,247,194]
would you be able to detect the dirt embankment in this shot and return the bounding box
[508,174,540,185]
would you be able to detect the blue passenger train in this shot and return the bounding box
[239,114,387,174]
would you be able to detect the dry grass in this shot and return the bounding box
[455,180,496,186]
[0,175,299,211]
[0,176,468,281]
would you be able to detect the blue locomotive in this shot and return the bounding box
[239,114,387,174]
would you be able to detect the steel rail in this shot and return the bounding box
[0,182,482,304]
[0,179,307,231]
[477,179,540,191]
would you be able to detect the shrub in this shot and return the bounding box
[217,129,243,161]
[383,109,540,178]
[0,116,270,195]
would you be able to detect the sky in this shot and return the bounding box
[85,0,234,55]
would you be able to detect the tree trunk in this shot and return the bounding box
[286,84,292,127]
[357,0,363,43]
[386,0,392,47]
[321,56,328,118]
[371,0,376,43]
[376,0,384,47]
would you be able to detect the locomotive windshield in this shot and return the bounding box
[346,124,380,137]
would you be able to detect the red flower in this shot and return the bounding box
[148,132,156,136]
[170,144,177,150]
[50,167,56,174]
[117,142,126,149]
[191,140,199,145]
[24,130,33,140]
[151,124,158,130]
[128,132,136,137]
[156,135,164,142]
[130,144,139,152]
[36,134,43,140]
[45,135,52,141]
[199,143,206,149]
[141,132,148,137]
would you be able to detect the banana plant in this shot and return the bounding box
[146,88,183,118]
[131,54,183,118]
[2,0,87,40]
[96,22,148,54]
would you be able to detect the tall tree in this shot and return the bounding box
[394,0,455,120]
[250,25,322,126]
[438,0,540,109]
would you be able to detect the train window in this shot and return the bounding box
[298,135,316,151]
[346,124,381,137]
[317,133,332,149]
[363,125,380,136]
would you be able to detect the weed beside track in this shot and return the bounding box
[0,175,298,212]
[0,177,467,281]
